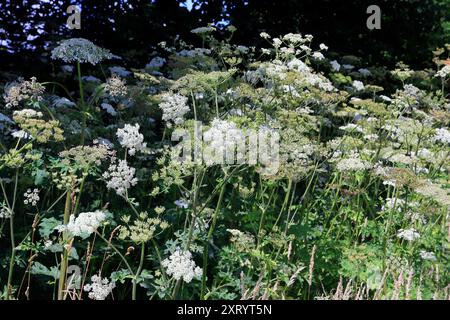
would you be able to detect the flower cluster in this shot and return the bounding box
[162,248,202,283]
[0,207,12,219]
[419,250,436,261]
[119,211,169,243]
[191,26,216,34]
[66,210,107,237]
[352,80,365,91]
[3,77,45,108]
[433,128,450,145]
[13,109,43,119]
[104,74,127,97]
[435,65,450,78]
[397,228,421,242]
[336,157,370,172]
[102,159,138,196]
[59,143,113,169]
[83,274,116,300]
[13,112,64,143]
[227,229,255,252]
[158,93,190,126]
[203,118,244,166]
[116,124,147,156]
[51,38,115,65]
[23,188,39,206]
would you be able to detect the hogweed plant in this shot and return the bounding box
[0,28,449,300]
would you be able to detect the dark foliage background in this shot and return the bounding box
[0,0,449,79]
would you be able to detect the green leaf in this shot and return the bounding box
[34,169,48,186]
[39,217,61,238]
[31,262,59,280]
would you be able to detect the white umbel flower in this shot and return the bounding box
[116,124,147,156]
[312,52,325,60]
[159,92,190,126]
[51,38,115,65]
[162,248,202,283]
[3,77,45,108]
[83,274,115,300]
[260,32,271,39]
[0,207,12,219]
[352,80,365,91]
[419,250,436,261]
[203,118,245,166]
[191,26,216,34]
[13,109,43,119]
[66,210,106,237]
[336,157,370,172]
[104,74,127,97]
[433,128,450,144]
[382,198,406,211]
[319,43,328,51]
[24,188,40,206]
[103,159,138,196]
[435,65,450,78]
[397,228,420,241]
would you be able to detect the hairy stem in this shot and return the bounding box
[57,190,72,300]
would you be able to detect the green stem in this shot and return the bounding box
[214,86,219,117]
[77,62,87,145]
[200,176,227,300]
[57,191,72,300]
[73,175,86,215]
[273,178,293,230]
[6,170,19,300]
[132,242,145,300]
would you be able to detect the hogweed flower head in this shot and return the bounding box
[83,274,115,300]
[433,128,450,145]
[227,229,255,252]
[3,77,45,108]
[419,250,436,261]
[119,211,169,243]
[397,228,420,241]
[435,65,450,78]
[260,32,271,39]
[116,124,147,156]
[0,207,12,219]
[162,248,202,283]
[191,26,216,34]
[159,92,190,127]
[104,74,127,97]
[203,118,245,166]
[13,110,64,143]
[13,109,43,119]
[102,159,138,196]
[66,210,107,237]
[312,51,325,60]
[51,38,115,65]
[336,157,370,172]
[352,80,365,91]
[24,188,40,206]
[59,143,114,170]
